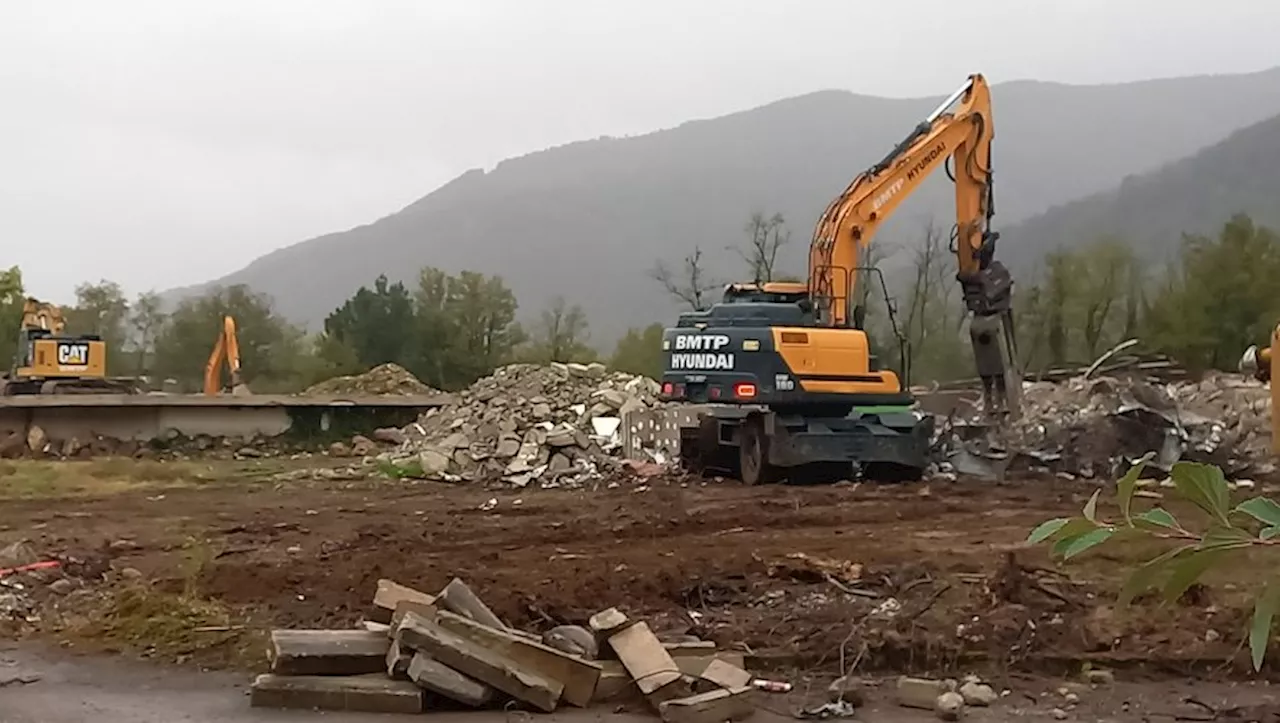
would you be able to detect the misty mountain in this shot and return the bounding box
[1004,110,1280,273]
[174,67,1280,345]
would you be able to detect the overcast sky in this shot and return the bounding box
[2,0,1277,304]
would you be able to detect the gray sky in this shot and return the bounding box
[2,0,1277,305]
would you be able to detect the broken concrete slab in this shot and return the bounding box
[388,598,440,637]
[371,578,437,624]
[659,686,755,723]
[267,629,389,676]
[593,654,748,704]
[542,624,598,659]
[662,640,718,657]
[250,673,423,714]
[588,606,630,635]
[607,620,691,706]
[396,611,562,712]
[407,651,496,707]
[678,653,746,679]
[437,577,506,630]
[697,658,753,690]
[436,609,601,707]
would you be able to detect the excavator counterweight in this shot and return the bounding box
[660,73,1022,484]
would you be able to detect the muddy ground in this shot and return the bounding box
[2,457,1279,716]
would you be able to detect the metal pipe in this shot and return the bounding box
[925,78,975,124]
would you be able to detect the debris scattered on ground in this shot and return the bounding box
[936,367,1276,480]
[251,576,761,717]
[379,362,666,487]
[304,363,441,396]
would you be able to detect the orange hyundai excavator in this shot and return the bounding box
[204,315,249,396]
[661,73,1021,483]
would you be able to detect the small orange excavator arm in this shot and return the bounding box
[203,315,247,396]
[808,73,1020,414]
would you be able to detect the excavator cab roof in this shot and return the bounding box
[721,281,808,304]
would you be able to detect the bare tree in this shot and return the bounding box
[532,296,592,362]
[129,290,167,374]
[899,219,968,381]
[735,212,791,283]
[650,246,718,311]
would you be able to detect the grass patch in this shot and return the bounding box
[58,535,267,668]
[0,458,212,500]
[61,582,265,667]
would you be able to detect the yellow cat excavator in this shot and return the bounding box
[661,73,1022,483]
[1,297,140,395]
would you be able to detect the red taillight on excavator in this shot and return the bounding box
[662,382,674,396]
[733,382,757,398]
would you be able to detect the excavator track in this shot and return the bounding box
[0,377,142,396]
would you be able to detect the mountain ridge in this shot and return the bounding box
[168,66,1280,344]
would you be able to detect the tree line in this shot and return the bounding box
[4,211,1274,391]
[0,265,664,393]
[650,211,1280,382]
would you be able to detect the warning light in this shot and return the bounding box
[733,382,757,398]
[662,382,674,395]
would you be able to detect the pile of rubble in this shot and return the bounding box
[380,362,664,487]
[252,577,762,719]
[304,363,440,396]
[937,369,1275,480]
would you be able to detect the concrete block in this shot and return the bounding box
[592,661,640,703]
[588,607,630,635]
[679,653,747,678]
[386,644,413,679]
[698,659,752,690]
[607,621,691,706]
[362,620,391,634]
[250,673,423,714]
[659,686,755,723]
[397,611,563,713]
[408,651,496,707]
[388,599,439,637]
[436,609,602,708]
[594,653,748,703]
[372,578,437,624]
[268,629,389,676]
[437,577,506,630]
[896,676,948,710]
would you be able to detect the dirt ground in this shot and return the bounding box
[2,456,1279,716]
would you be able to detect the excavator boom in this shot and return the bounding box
[204,315,248,396]
[809,74,1019,415]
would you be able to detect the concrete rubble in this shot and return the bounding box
[379,362,666,487]
[935,369,1276,481]
[303,362,442,396]
[251,577,760,718]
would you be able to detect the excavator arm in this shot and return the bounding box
[203,315,247,396]
[808,74,1020,414]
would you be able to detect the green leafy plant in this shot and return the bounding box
[1026,453,1280,671]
